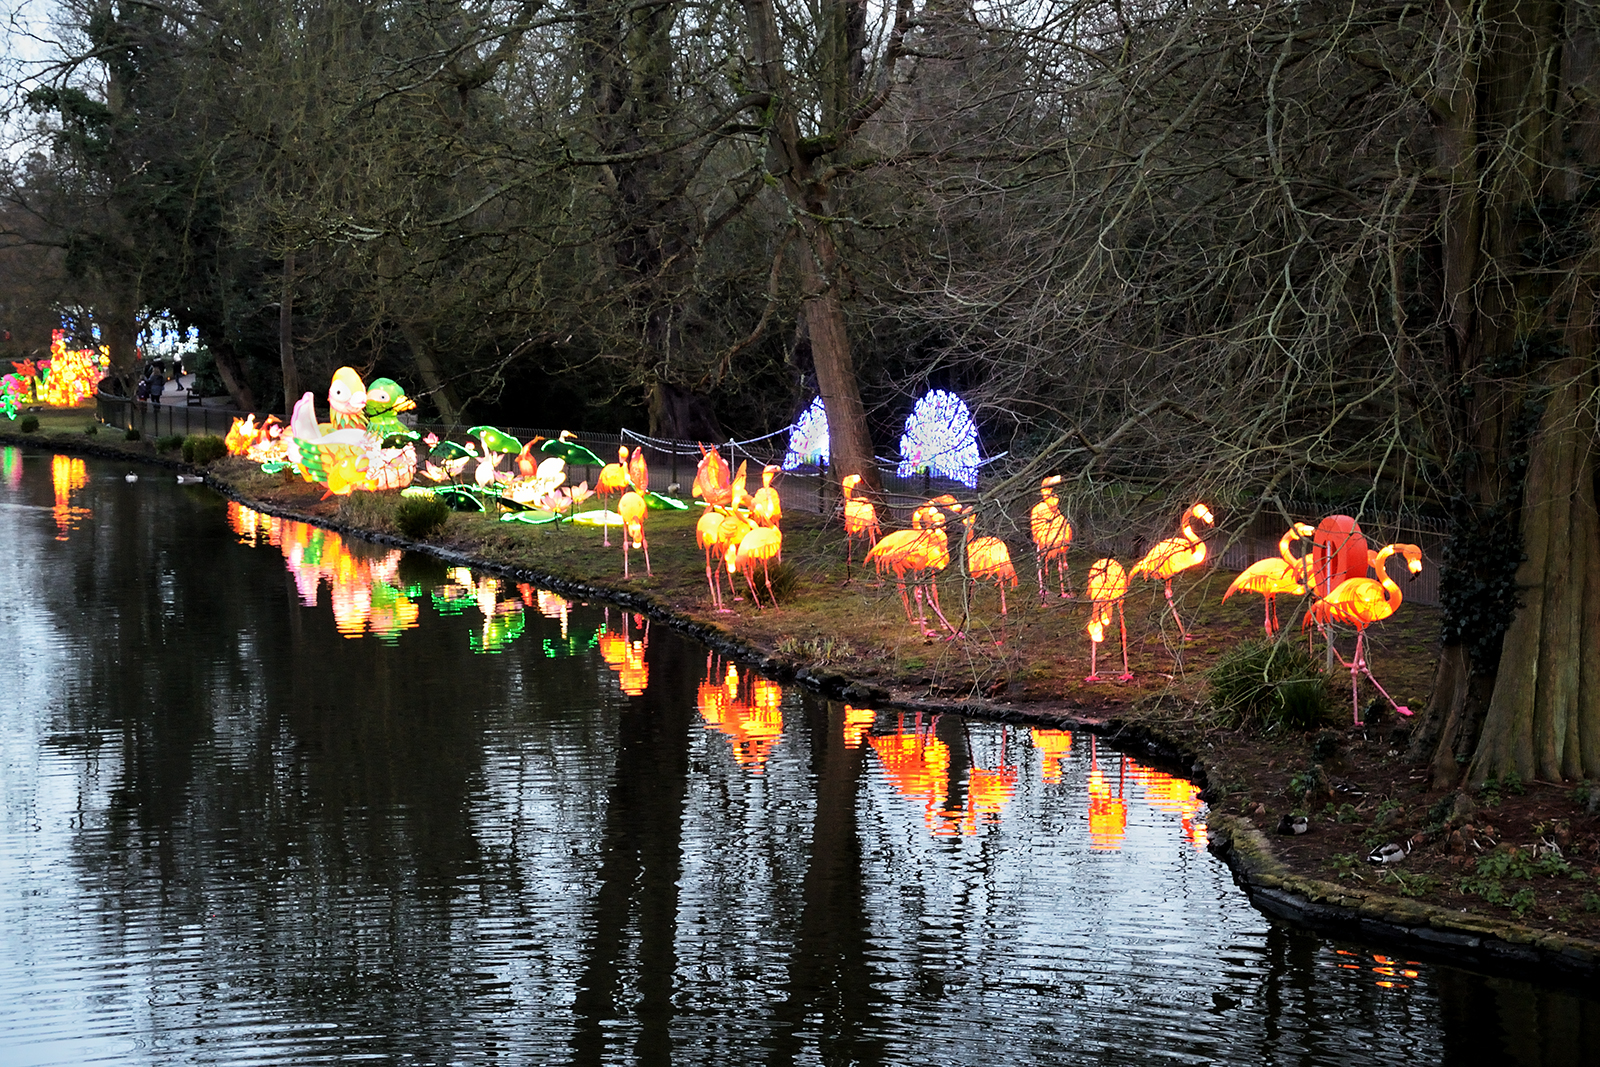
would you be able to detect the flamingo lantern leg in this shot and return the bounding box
[921,580,959,638]
[1349,632,1410,722]
[1304,542,1423,724]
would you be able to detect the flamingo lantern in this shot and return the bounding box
[734,523,784,607]
[595,446,632,546]
[1304,543,1423,724]
[692,444,733,506]
[958,507,1019,618]
[628,446,649,497]
[618,488,651,578]
[1222,522,1316,636]
[1131,503,1214,641]
[1085,558,1132,682]
[841,473,882,579]
[865,497,959,637]
[1031,475,1074,600]
[753,464,782,526]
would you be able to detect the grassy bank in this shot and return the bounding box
[8,411,1600,958]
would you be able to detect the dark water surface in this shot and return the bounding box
[1,446,1596,1066]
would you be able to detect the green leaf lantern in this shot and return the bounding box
[470,425,522,455]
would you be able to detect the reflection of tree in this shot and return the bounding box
[31,461,607,1058]
[570,628,696,1064]
[765,696,886,1067]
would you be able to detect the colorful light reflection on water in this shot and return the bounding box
[50,455,90,541]
[8,455,1598,1065]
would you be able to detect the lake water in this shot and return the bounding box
[0,446,1595,1065]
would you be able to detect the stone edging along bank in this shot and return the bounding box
[11,430,1600,983]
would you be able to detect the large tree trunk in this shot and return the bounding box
[737,0,903,495]
[1419,0,1600,784]
[101,293,140,394]
[797,223,880,492]
[1468,358,1600,782]
[279,251,299,416]
[209,341,257,414]
[400,322,464,426]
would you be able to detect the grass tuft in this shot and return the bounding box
[1207,638,1334,730]
[395,495,452,540]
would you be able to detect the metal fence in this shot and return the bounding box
[97,392,241,439]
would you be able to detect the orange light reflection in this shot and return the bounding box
[600,613,650,696]
[1031,728,1073,783]
[697,660,783,771]
[51,455,90,540]
[842,705,877,748]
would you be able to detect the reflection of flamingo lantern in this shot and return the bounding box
[1031,476,1074,599]
[1085,558,1132,682]
[1138,762,1208,850]
[1131,503,1214,641]
[958,508,1019,617]
[1222,522,1316,636]
[841,473,881,578]
[842,705,877,748]
[865,497,959,636]
[697,660,784,771]
[1086,738,1128,851]
[1031,728,1074,784]
[601,613,650,695]
[1303,543,1423,724]
[869,724,952,832]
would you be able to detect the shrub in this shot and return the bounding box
[184,434,227,465]
[19,415,39,433]
[124,428,140,441]
[155,433,185,452]
[1207,639,1333,729]
[84,421,98,435]
[395,495,452,540]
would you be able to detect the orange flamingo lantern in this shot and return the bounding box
[1131,502,1214,641]
[841,473,882,578]
[1311,515,1368,599]
[692,444,732,506]
[1031,476,1074,600]
[1304,543,1423,724]
[1085,558,1132,682]
[1222,521,1316,636]
[753,464,782,528]
[595,446,632,546]
[959,508,1019,617]
[734,524,783,607]
[865,497,959,637]
[618,490,651,577]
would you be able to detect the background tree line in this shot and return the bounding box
[3,0,1599,783]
